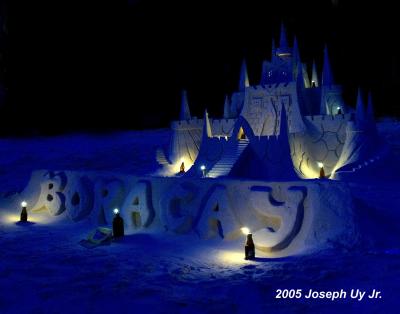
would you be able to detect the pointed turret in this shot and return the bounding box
[322,45,334,86]
[202,109,213,138]
[311,60,319,87]
[179,90,191,120]
[269,103,298,179]
[239,59,250,91]
[279,22,288,48]
[355,88,365,123]
[223,95,230,119]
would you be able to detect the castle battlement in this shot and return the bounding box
[210,119,236,136]
[304,113,353,134]
[249,81,296,94]
[171,117,203,130]
[305,113,353,123]
[171,117,236,135]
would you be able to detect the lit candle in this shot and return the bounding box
[112,208,124,238]
[20,201,28,222]
[241,227,255,260]
[318,162,325,179]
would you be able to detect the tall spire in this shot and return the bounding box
[311,60,319,87]
[239,59,250,91]
[355,88,365,123]
[202,109,213,138]
[223,95,230,119]
[279,22,288,48]
[322,45,334,86]
[179,90,191,120]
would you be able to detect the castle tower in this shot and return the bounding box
[320,45,345,115]
[260,38,276,84]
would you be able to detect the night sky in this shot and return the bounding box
[0,0,399,135]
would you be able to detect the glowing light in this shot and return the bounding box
[225,136,228,140]
[21,201,27,207]
[317,162,324,168]
[2,212,49,224]
[217,250,249,264]
[113,208,119,215]
[180,158,184,163]
[3,214,21,224]
[241,227,250,235]
[200,165,206,171]
[337,107,341,110]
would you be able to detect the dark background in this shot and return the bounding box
[0,0,399,135]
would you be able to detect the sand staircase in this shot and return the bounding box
[207,139,249,178]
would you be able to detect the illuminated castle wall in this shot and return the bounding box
[160,24,384,180]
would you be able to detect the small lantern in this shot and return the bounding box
[200,165,206,177]
[241,227,255,260]
[112,208,124,238]
[318,162,325,179]
[337,106,342,114]
[20,201,28,222]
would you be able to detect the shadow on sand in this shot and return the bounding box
[113,233,160,245]
[15,221,36,226]
[252,256,296,262]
